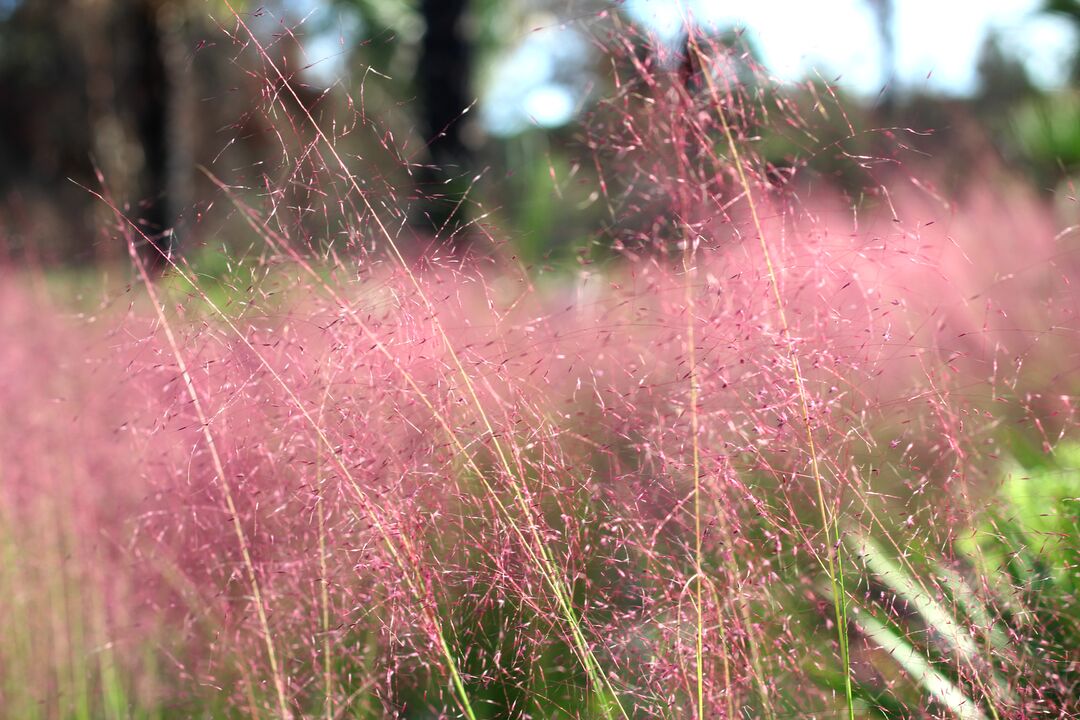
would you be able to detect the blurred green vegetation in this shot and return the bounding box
[808,444,1080,718]
[3,0,1080,271]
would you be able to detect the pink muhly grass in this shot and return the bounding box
[2,8,1079,720]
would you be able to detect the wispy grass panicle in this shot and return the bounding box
[4,7,1080,719]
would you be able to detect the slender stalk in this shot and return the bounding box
[126,238,290,718]
[687,34,855,719]
[315,382,334,720]
[213,7,631,712]
[682,229,706,720]
[205,170,622,716]
[113,198,478,720]
[711,485,773,719]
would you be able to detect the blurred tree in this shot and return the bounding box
[0,0,198,266]
[1045,0,1080,25]
[128,0,172,266]
[972,26,1079,193]
[975,30,1036,113]
[336,0,476,248]
[1010,93,1080,190]
[864,0,895,109]
[1043,0,1080,80]
[415,0,473,243]
[0,0,95,260]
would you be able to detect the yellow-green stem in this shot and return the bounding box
[687,34,855,720]
[128,241,290,718]
[217,6,630,713]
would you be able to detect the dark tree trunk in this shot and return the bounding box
[414,0,472,247]
[866,0,896,111]
[130,0,172,268]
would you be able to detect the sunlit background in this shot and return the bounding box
[5,0,1080,266]
[281,0,1079,130]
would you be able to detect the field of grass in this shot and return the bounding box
[1,19,1079,720]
